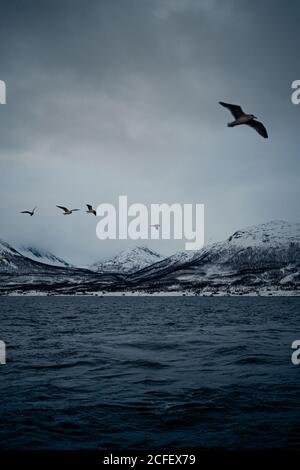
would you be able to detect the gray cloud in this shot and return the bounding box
[0,0,299,264]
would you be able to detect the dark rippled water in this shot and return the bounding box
[1,297,300,450]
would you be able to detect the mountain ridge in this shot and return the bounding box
[128,220,300,293]
[0,220,299,295]
[90,246,165,274]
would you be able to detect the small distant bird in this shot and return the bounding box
[219,101,268,139]
[56,206,80,215]
[150,224,160,230]
[20,207,37,216]
[86,204,96,216]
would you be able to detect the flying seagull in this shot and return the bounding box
[56,205,80,215]
[86,204,96,216]
[20,207,37,216]
[219,101,268,138]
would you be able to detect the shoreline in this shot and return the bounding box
[3,289,300,297]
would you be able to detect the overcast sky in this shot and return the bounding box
[0,0,299,265]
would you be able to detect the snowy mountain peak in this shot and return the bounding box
[90,246,165,273]
[0,239,21,257]
[227,220,300,247]
[17,246,73,268]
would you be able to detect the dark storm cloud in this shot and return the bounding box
[0,0,299,263]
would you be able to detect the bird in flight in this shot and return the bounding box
[56,206,80,215]
[86,204,96,216]
[150,224,160,230]
[219,101,268,139]
[20,207,37,216]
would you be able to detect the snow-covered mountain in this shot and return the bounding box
[0,239,22,271]
[0,238,120,294]
[0,239,73,273]
[17,246,72,268]
[90,246,165,274]
[0,221,299,294]
[0,239,69,274]
[128,221,300,293]
[226,220,300,248]
[0,239,19,258]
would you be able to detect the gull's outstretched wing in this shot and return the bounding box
[246,119,268,138]
[20,211,31,214]
[219,101,244,119]
[56,205,68,212]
